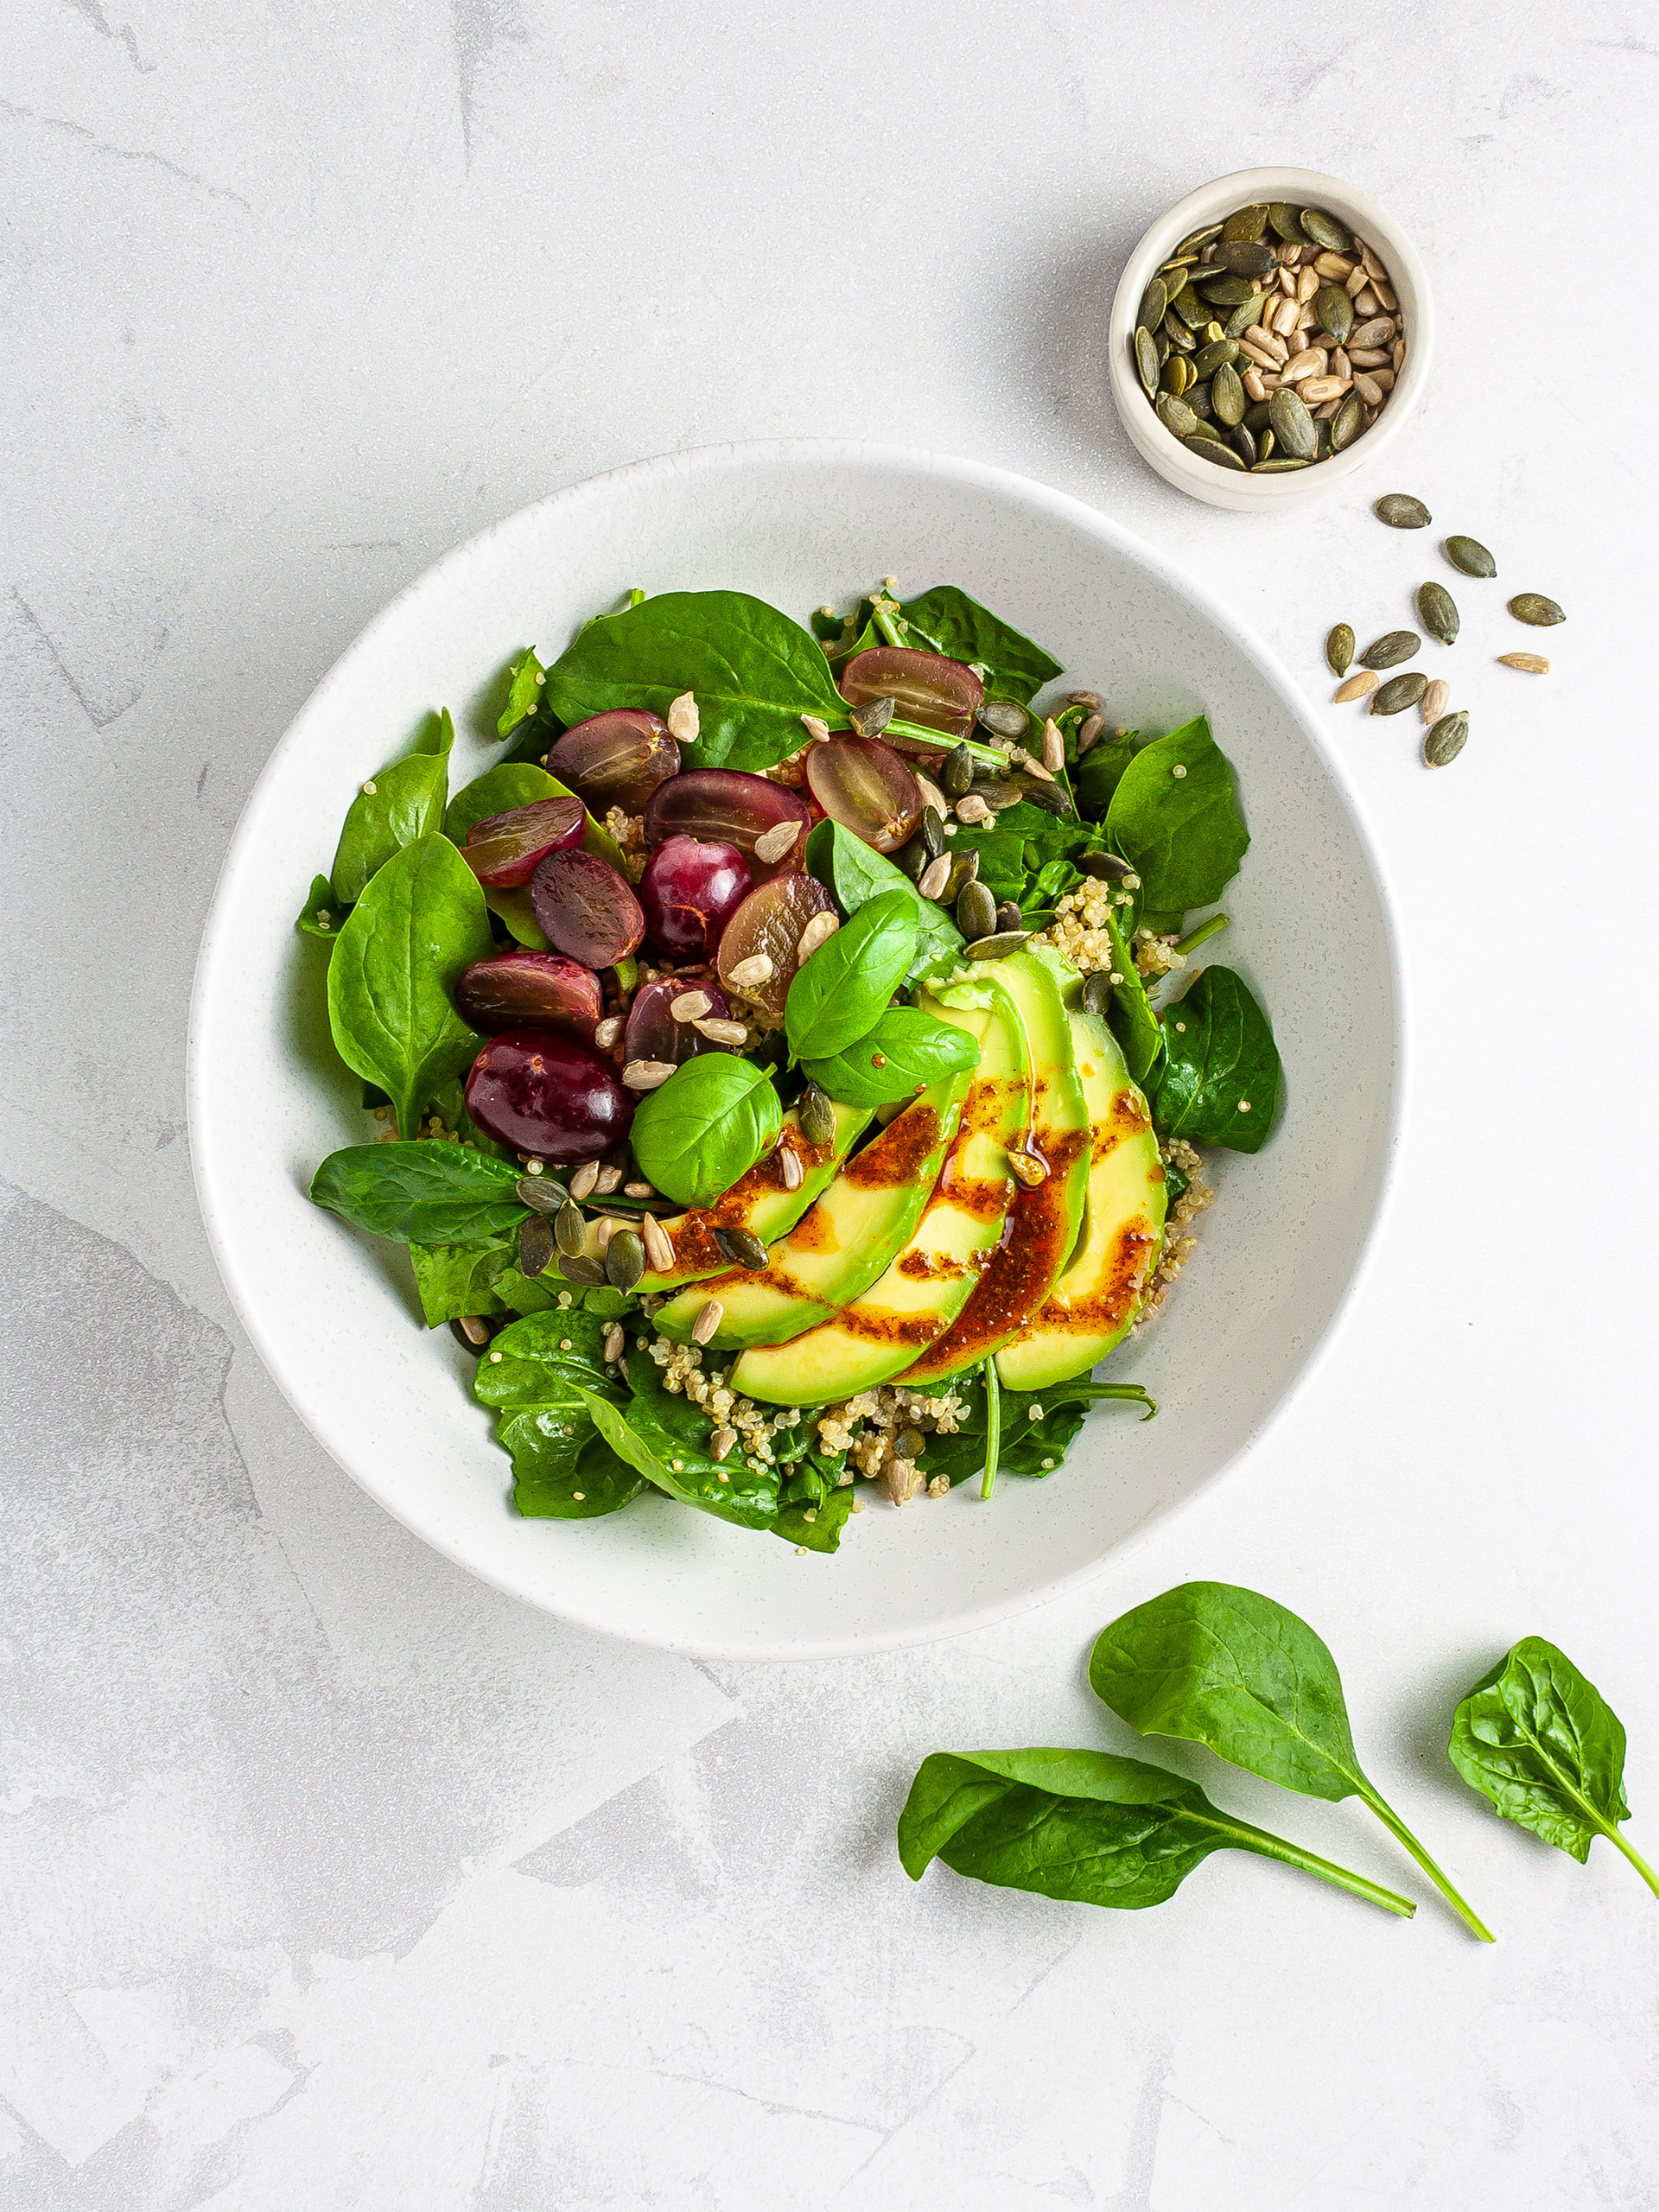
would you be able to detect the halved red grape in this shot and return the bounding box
[716,872,835,1019]
[623,975,733,1066]
[463,1030,632,1164]
[544,711,680,814]
[839,645,983,738]
[639,835,752,960]
[454,950,602,1036]
[461,796,586,887]
[528,849,645,969]
[643,769,810,880]
[804,735,924,854]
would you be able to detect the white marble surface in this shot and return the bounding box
[3,2,1656,2202]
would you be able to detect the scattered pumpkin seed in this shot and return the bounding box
[1314,286,1354,346]
[1300,207,1351,253]
[1445,535,1496,578]
[554,1201,588,1257]
[995,901,1024,934]
[957,881,997,940]
[518,1214,556,1279]
[1211,361,1246,427]
[1155,391,1198,439]
[1137,277,1168,334]
[964,931,1033,961]
[800,1084,836,1147]
[1334,669,1380,703]
[1078,851,1132,881]
[1082,971,1115,1018]
[976,698,1030,741]
[1375,493,1431,529]
[1371,671,1428,715]
[606,1228,645,1290]
[1497,652,1550,673]
[1361,629,1421,669]
[1230,423,1258,466]
[1417,581,1460,645]
[517,1174,567,1215]
[1423,711,1469,766]
[1325,624,1355,677]
[715,1224,768,1270]
[942,745,975,798]
[849,696,893,739]
[1170,284,1210,329]
[1510,593,1564,626]
[557,1253,607,1287]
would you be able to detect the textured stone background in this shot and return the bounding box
[3,3,1657,2203]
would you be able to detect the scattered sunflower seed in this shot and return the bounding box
[623,1181,655,1199]
[569,1161,601,1201]
[594,1165,623,1196]
[623,1058,677,1090]
[1076,712,1107,755]
[799,1084,835,1148]
[955,793,991,824]
[1041,719,1065,772]
[1066,690,1102,709]
[965,931,1032,961]
[1423,711,1469,767]
[594,1015,623,1049]
[666,690,699,743]
[1497,652,1550,674]
[1417,582,1460,646]
[1421,678,1451,725]
[694,1017,748,1046]
[690,1299,724,1345]
[752,819,802,864]
[1371,671,1428,715]
[1334,670,1380,703]
[1375,493,1431,529]
[452,1315,493,1351]
[779,1143,804,1191]
[518,1214,556,1278]
[1325,624,1355,677]
[1510,593,1565,626]
[606,1229,645,1291]
[670,988,713,1021]
[640,1213,675,1274]
[1361,629,1421,670]
[726,952,773,990]
[917,853,953,901]
[1445,536,1497,579]
[796,912,840,959]
[604,1323,626,1364]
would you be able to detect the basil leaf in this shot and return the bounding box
[785,890,916,1060]
[326,835,494,1139]
[629,1053,783,1208]
[544,589,846,772]
[497,648,547,740]
[898,1747,1414,1918]
[1449,1639,1659,1897]
[409,1233,520,1325]
[1153,965,1281,1152]
[892,586,1064,704]
[1102,908,1163,1087]
[329,710,453,906]
[310,1140,526,1244]
[804,820,962,977]
[801,1006,980,1108]
[296,872,344,943]
[1090,1584,1493,1941]
[1105,716,1249,910]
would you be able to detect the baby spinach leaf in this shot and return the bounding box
[1075,729,1139,820]
[1105,716,1249,911]
[1448,1638,1659,1898]
[890,586,1064,704]
[475,1310,643,1518]
[801,1006,980,1108]
[497,648,547,740]
[475,1306,616,1407]
[310,1140,526,1244]
[916,1371,1154,1489]
[630,1053,783,1207]
[785,890,916,1060]
[326,834,494,1139]
[409,1233,519,1325]
[1153,965,1281,1153]
[804,821,962,976]
[1090,1583,1494,1941]
[296,873,343,943]
[898,1747,1415,1918]
[544,590,846,772]
[329,710,454,906]
[1102,909,1163,1088]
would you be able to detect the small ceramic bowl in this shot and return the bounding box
[1109,167,1433,512]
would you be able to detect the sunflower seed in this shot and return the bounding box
[753,818,802,863]
[801,715,830,742]
[799,1083,835,1148]
[1375,493,1431,529]
[727,952,773,990]
[849,696,894,739]
[1041,720,1065,772]
[1137,277,1168,333]
[624,1181,655,1198]
[964,931,1032,960]
[690,1299,724,1345]
[917,854,952,901]
[666,690,699,742]
[957,881,997,939]
[1268,387,1317,459]
[1362,629,1421,670]
[557,1254,607,1287]
[1510,593,1565,626]
[604,1323,626,1363]
[1370,671,1428,715]
[623,1059,677,1090]
[943,745,975,798]
[569,1161,601,1200]
[1497,652,1550,673]
[641,1213,674,1273]
[1281,346,1325,382]
[694,1017,748,1046]
[606,1229,645,1290]
[779,1141,804,1190]
[594,1015,623,1049]
[709,1427,738,1461]
[1076,712,1106,755]
[1012,744,1056,784]
[916,775,948,822]
[671,988,713,1021]
[976,697,1030,740]
[1300,377,1348,406]
[1079,850,1132,880]
[453,1314,493,1350]
[796,912,840,958]
[1325,624,1355,677]
[1421,678,1451,725]
[592,1214,618,1251]
[518,1214,556,1278]
[1415,582,1459,646]
[517,1174,567,1215]
[1082,970,1114,1018]
[1335,670,1380,703]
[1445,536,1497,579]
[1423,712,1469,766]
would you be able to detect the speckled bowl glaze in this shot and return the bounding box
[188,442,1404,1659]
[1109,167,1433,511]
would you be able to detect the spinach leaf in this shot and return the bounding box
[890,586,1064,704]
[1105,716,1249,911]
[474,1310,644,1519]
[326,835,494,1139]
[329,710,453,906]
[941,823,1031,905]
[785,890,916,1060]
[1090,1584,1494,1940]
[410,1233,519,1325]
[475,1306,616,1406]
[916,1370,1154,1490]
[1102,908,1163,1088]
[801,1006,979,1108]
[1153,966,1281,1153]
[629,1053,783,1207]
[310,1140,527,1243]
[544,590,846,772]
[898,1747,1414,1918]
[1448,1638,1659,1897]
[1075,729,1139,821]
[804,820,962,977]
[296,872,343,943]
[497,648,547,741]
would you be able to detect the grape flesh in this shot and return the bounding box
[461,796,586,887]
[643,769,810,880]
[804,736,924,853]
[545,711,680,814]
[463,1030,632,1164]
[454,950,602,1036]
[623,974,733,1066]
[839,645,983,738]
[639,835,752,960]
[528,849,645,969]
[715,871,835,1019]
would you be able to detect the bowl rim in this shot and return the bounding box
[187,437,1410,1658]
[1108,165,1435,512]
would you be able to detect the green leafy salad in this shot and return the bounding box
[301,577,1282,1553]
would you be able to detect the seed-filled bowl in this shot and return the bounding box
[1109,167,1433,512]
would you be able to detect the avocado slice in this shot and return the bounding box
[995,966,1166,1391]
[652,1075,969,1350]
[575,1097,870,1293]
[728,986,1031,1405]
[899,944,1092,1388]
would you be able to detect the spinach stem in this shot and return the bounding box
[885,715,1008,770]
[1359,1785,1495,1942]
[1227,1820,1417,1919]
[1175,912,1230,956]
[1604,1824,1659,1900]
[981,1359,1001,1501]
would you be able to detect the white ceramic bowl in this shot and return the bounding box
[1109,167,1433,512]
[189,442,1403,1659]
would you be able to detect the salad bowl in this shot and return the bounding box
[188,442,1403,1658]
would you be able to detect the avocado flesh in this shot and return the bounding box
[729,989,1030,1406]
[995,971,1166,1391]
[652,1076,969,1350]
[578,1097,871,1294]
[899,944,1092,1387]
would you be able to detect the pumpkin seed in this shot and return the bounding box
[554,1201,588,1257]
[1175,223,1222,255]
[1213,238,1277,277]
[964,931,1033,962]
[1330,391,1363,451]
[1268,386,1317,459]
[1334,669,1379,703]
[518,1214,556,1279]
[1079,850,1132,881]
[956,881,997,940]
[1510,593,1565,626]
[1170,284,1211,328]
[1417,582,1459,645]
[1155,391,1198,439]
[1193,337,1239,379]
[1423,712,1469,767]
[1300,207,1351,253]
[1314,285,1354,345]
[605,1228,645,1290]
[995,901,1024,934]
[557,1253,607,1287]
[1421,678,1450,724]
[1082,971,1115,1019]
[1137,277,1168,334]
[1192,272,1255,308]
[714,1224,767,1271]
[943,849,981,900]
[1229,423,1258,466]
[1445,535,1496,579]
[976,697,1030,741]
[1134,327,1159,397]
[517,1174,568,1215]
[1211,361,1246,428]
[918,805,946,860]
[1224,294,1268,339]
[1184,378,1212,419]
[1497,652,1550,673]
[1370,671,1428,715]
[1361,629,1421,670]
[849,696,893,739]
[1268,203,1308,243]
[1162,311,1195,353]
[1014,779,1076,818]
[1325,623,1355,677]
[1375,493,1431,528]
[800,1083,836,1147]
[1252,457,1311,471]
[942,745,975,798]
[1220,204,1268,243]
[1187,435,1245,470]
